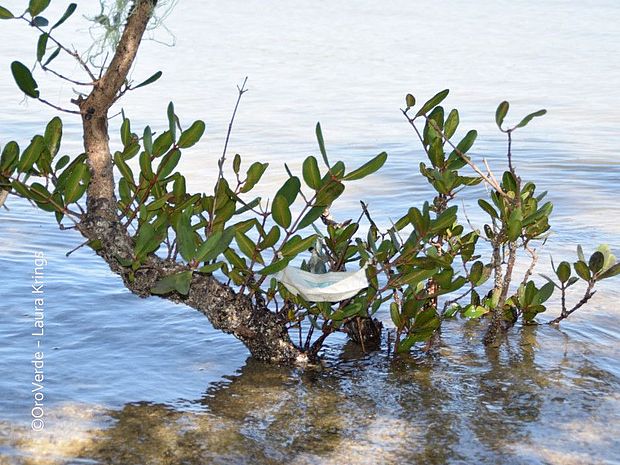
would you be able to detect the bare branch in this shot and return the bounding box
[549,282,596,325]
[41,66,94,86]
[38,97,82,115]
[402,109,507,197]
[20,16,97,82]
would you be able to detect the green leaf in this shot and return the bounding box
[574,261,591,281]
[596,244,615,270]
[469,261,484,284]
[0,6,14,19]
[272,194,291,228]
[1,141,19,172]
[315,180,344,206]
[405,93,415,108]
[415,89,449,117]
[315,122,330,168]
[515,109,546,129]
[540,274,560,289]
[297,205,324,230]
[43,117,62,158]
[139,150,154,180]
[167,102,176,140]
[495,101,509,129]
[343,152,387,181]
[63,161,88,204]
[233,154,241,174]
[197,262,224,274]
[302,155,322,189]
[507,215,522,242]
[151,271,193,295]
[51,3,76,29]
[30,15,47,25]
[234,196,261,215]
[556,261,571,284]
[224,248,247,271]
[176,209,197,261]
[276,176,301,205]
[431,205,457,232]
[196,227,235,263]
[331,302,363,322]
[407,207,428,235]
[28,0,50,17]
[589,251,605,274]
[454,129,477,155]
[11,180,32,199]
[281,234,317,257]
[258,225,280,249]
[120,117,132,146]
[195,230,222,262]
[145,194,171,211]
[390,302,402,328]
[502,171,518,193]
[537,282,555,304]
[11,61,39,98]
[133,70,162,90]
[18,136,44,172]
[235,230,263,264]
[463,305,489,319]
[240,162,268,193]
[157,148,181,179]
[478,199,498,219]
[258,257,291,275]
[389,267,437,288]
[598,263,620,280]
[177,120,205,148]
[28,182,53,209]
[407,309,441,343]
[152,130,173,157]
[577,245,586,263]
[143,126,153,155]
[36,33,48,62]
[444,109,459,139]
[114,152,134,183]
[42,46,60,67]
[327,160,346,179]
[134,223,155,257]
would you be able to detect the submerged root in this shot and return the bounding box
[344,316,383,352]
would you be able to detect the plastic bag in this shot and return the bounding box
[274,265,368,302]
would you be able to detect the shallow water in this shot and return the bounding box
[1,1,620,464]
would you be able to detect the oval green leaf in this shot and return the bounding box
[271,194,291,228]
[302,155,322,189]
[343,152,387,181]
[11,61,39,98]
[177,120,205,148]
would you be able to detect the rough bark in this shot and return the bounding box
[75,0,308,365]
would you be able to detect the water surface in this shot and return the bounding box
[1,1,619,464]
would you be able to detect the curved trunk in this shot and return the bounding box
[76,0,307,365]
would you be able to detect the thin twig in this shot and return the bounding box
[66,239,90,257]
[20,16,97,82]
[402,109,507,197]
[549,282,596,324]
[507,130,515,174]
[522,241,538,286]
[38,98,82,115]
[208,77,249,234]
[42,66,93,86]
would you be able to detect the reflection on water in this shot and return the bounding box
[2,323,618,465]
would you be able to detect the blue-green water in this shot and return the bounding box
[1,1,619,463]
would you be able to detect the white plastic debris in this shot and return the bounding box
[274,265,369,302]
